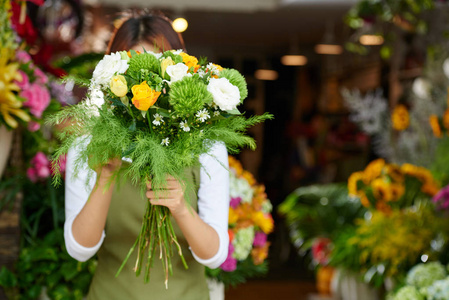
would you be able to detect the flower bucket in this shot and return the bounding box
[207,278,225,300]
[331,269,379,300]
[0,125,13,180]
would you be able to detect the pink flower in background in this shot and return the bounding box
[21,83,50,118]
[253,231,267,247]
[230,197,242,208]
[28,121,40,132]
[15,70,30,90]
[16,50,32,63]
[433,185,449,210]
[220,244,237,272]
[34,67,48,85]
[27,152,51,182]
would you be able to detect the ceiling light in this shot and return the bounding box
[315,44,343,55]
[172,17,188,33]
[255,69,278,81]
[359,34,384,46]
[281,55,307,66]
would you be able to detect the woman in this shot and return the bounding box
[64,12,229,300]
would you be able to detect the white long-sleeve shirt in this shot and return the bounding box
[64,142,230,269]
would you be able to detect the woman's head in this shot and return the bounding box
[107,12,185,54]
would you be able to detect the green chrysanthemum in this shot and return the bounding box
[219,69,248,102]
[393,286,424,300]
[127,53,160,80]
[169,76,213,116]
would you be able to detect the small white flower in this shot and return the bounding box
[207,63,221,76]
[152,113,164,126]
[180,120,190,132]
[197,69,206,78]
[161,138,170,146]
[166,63,192,83]
[195,109,210,122]
[145,50,163,59]
[171,49,183,55]
[213,111,221,117]
[85,87,105,116]
[92,52,129,88]
[207,77,240,111]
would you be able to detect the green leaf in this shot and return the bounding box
[0,266,18,288]
[225,108,241,115]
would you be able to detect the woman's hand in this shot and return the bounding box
[146,176,188,216]
[95,157,122,182]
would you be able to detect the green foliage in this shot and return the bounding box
[431,136,449,186]
[219,69,248,102]
[206,259,268,288]
[127,53,160,81]
[169,76,213,117]
[278,184,366,255]
[54,53,104,79]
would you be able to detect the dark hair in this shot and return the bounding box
[107,12,185,54]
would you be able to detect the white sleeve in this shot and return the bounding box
[191,142,230,268]
[64,145,105,262]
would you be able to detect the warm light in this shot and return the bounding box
[172,18,188,33]
[314,44,343,55]
[255,69,278,81]
[281,55,307,66]
[359,34,384,46]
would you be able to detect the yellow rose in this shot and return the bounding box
[160,57,175,79]
[110,75,128,97]
[131,81,161,111]
[179,52,199,70]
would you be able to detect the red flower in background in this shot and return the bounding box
[311,237,333,266]
[10,1,39,45]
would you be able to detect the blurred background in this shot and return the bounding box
[3,0,449,299]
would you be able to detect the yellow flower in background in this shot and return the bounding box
[443,109,449,130]
[251,211,274,234]
[0,48,30,128]
[131,81,160,111]
[390,183,405,201]
[385,164,404,183]
[371,178,393,202]
[363,159,385,184]
[348,171,364,196]
[228,207,238,224]
[228,156,243,176]
[421,182,439,196]
[110,75,128,97]
[180,52,199,70]
[242,170,256,186]
[359,193,371,208]
[213,64,224,71]
[429,115,442,138]
[391,104,410,131]
[160,57,174,78]
[251,242,270,265]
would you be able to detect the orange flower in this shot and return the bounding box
[359,192,371,208]
[429,115,442,138]
[375,200,392,215]
[252,211,274,234]
[228,229,234,243]
[363,159,385,184]
[371,178,393,202]
[443,109,449,130]
[127,50,141,57]
[131,81,160,111]
[228,207,238,224]
[180,52,199,70]
[348,171,364,196]
[391,104,409,131]
[385,164,404,183]
[251,242,270,265]
[242,170,256,186]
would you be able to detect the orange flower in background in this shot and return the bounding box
[228,229,234,243]
[242,170,256,186]
[252,211,274,234]
[228,207,238,224]
[363,159,385,184]
[372,178,393,202]
[429,115,442,138]
[391,104,410,131]
[376,200,392,215]
[131,81,160,111]
[385,164,404,183]
[228,156,243,176]
[127,50,141,57]
[180,52,199,70]
[390,183,405,201]
[348,171,364,196]
[443,109,449,130]
[359,193,371,208]
[251,242,270,265]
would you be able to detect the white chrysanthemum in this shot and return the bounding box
[195,109,210,122]
[92,52,129,87]
[152,113,164,126]
[232,226,255,260]
[85,87,105,116]
[161,138,170,146]
[171,49,183,55]
[179,120,190,132]
[207,77,240,111]
[166,63,192,83]
[145,50,163,59]
[229,175,253,203]
[213,111,221,117]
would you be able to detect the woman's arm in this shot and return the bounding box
[146,142,229,267]
[64,145,121,262]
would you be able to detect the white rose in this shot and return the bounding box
[85,87,105,116]
[443,58,449,79]
[412,77,431,99]
[166,63,192,83]
[207,77,240,111]
[92,52,129,87]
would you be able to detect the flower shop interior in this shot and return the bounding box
[2,0,449,299]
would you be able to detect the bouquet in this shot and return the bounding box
[49,48,272,286]
[206,156,274,286]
